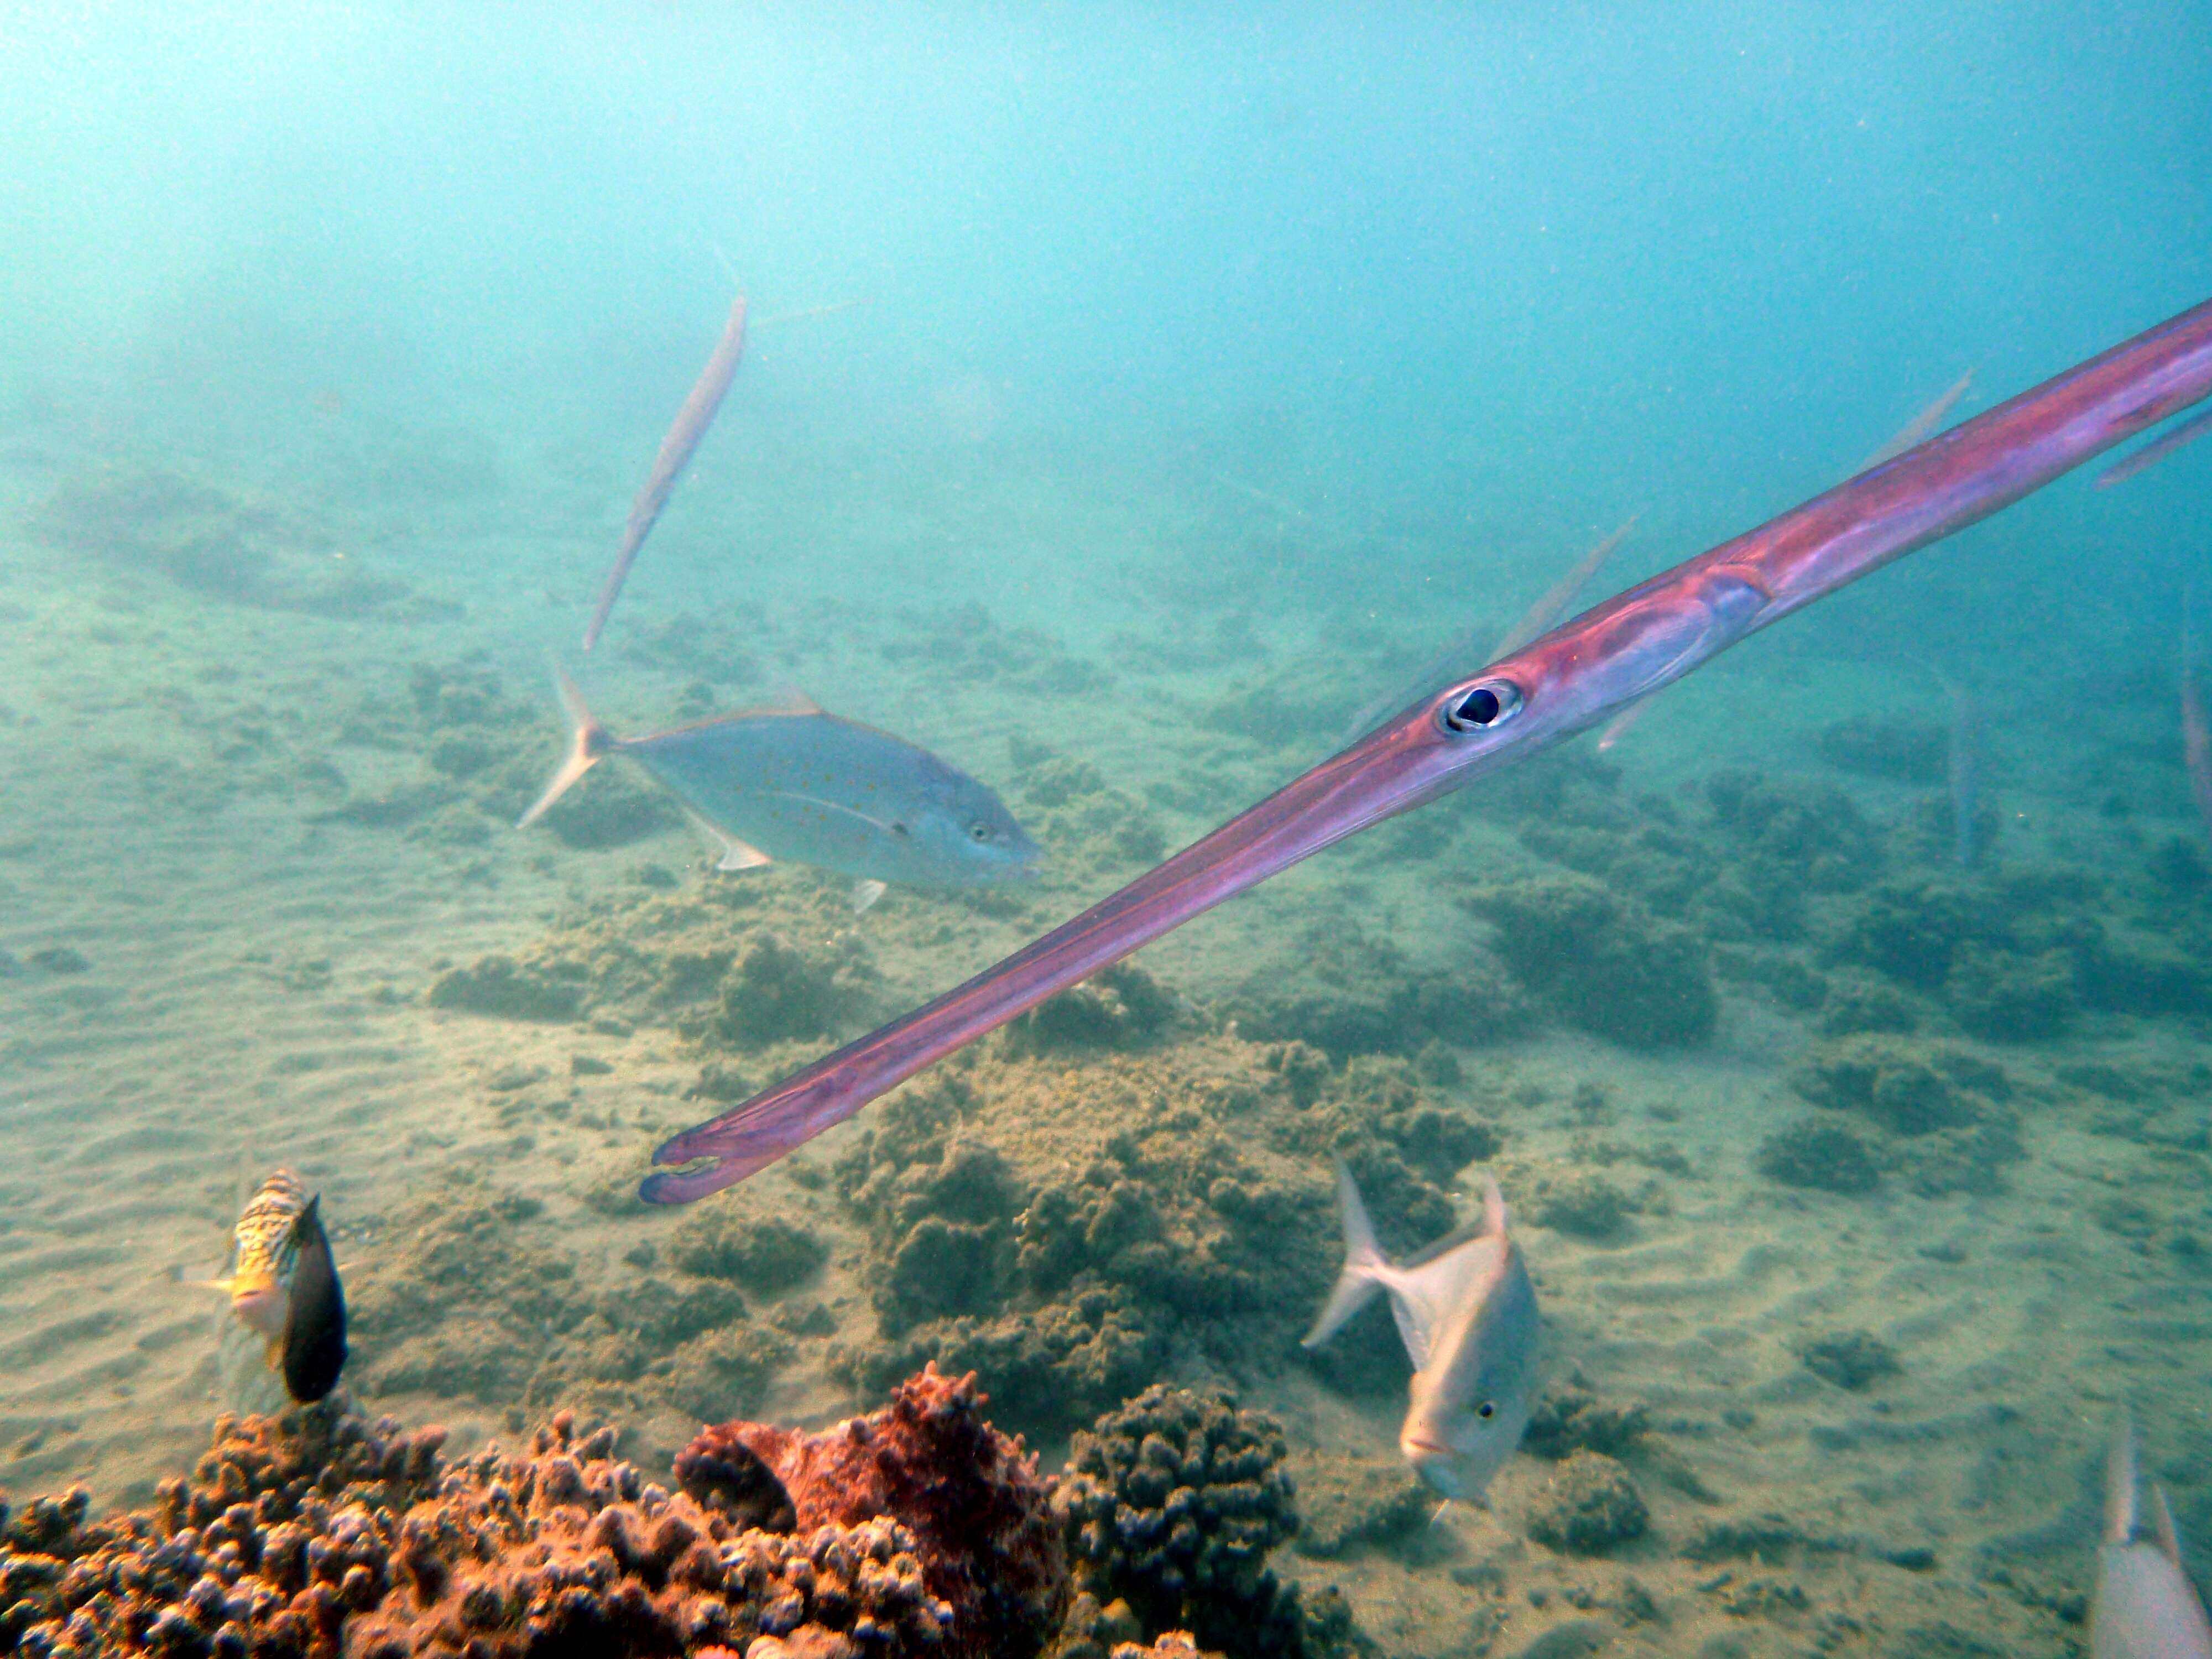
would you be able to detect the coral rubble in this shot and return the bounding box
[0,1374,1077,1658]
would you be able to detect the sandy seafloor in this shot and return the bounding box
[3,385,2210,1659]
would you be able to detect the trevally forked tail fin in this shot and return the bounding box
[518,667,612,828]
[1303,1157,1388,1348]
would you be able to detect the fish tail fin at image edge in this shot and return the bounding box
[518,667,611,828]
[1303,1156,1388,1348]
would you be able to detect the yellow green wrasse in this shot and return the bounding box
[211,1169,349,1404]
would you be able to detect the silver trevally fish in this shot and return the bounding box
[2094,1416,2212,1659]
[519,671,1039,901]
[1303,1157,1538,1501]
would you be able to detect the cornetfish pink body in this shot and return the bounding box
[644,296,2212,1204]
[583,293,749,651]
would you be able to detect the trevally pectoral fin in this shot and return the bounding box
[686,813,773,872]
[853,879,888,914]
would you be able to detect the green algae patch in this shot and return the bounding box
[427,953,586,1021]
[671,1208,830,1293]
[1756,1120,1882,1195]
[1006,961,1178,1055]
[697,932,870,1048]
[1526,1450,1650,1555]
[1776,1034,2023,1196]
[1464,874,1717,1048]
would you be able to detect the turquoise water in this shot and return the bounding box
[3,7,2211,1657]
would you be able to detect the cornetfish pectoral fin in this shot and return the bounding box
[518,669,609,828]
[280,1196,348,1405]
[1304,1157,1391,1351]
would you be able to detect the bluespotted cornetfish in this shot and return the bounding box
[519,672,1038,900]
[644,297,2212,1204]
[583,292,749,651]
[1303,1159,1537,1503]
[2098,404,2212,489]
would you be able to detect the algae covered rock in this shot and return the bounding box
[1800,1328,1899,1391]
[1525,1450,1650,1554]
[427,952,586,1021]
[703,932,864,1047]
[1755,1120,1881,1195]
[1009,962,1178,1055]
[1788,1035,1994,1134]
[673,1209,831,1293]
[1464,875,1717,1048]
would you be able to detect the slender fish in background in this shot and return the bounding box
[582,291,749,651]
[208,1170,349,1405]
[1860,369,1976,471]
[1594,693,1656,754]
[519,671,1039,900]
[2097,404,2212,489]
[1335,517,1639,748]
[2092,1416,2212,1659]
[2181,604,2212,844]
[1610,384,1978,760]
[1302,1160,1537,1503]
[644,296,2212,1204]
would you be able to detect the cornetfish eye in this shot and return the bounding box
[1442,680,1523,733]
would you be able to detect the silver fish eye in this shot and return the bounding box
[1477,1401,1496,1420]
[1441,680,1523,734]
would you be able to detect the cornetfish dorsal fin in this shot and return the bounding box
[1302,1157,1388,1351]
[2107,1411,2142,1546]
[518,667,613,828]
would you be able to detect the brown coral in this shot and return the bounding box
[677,1364,1067,1659]
[0,1397,957,1658]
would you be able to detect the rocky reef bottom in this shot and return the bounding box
[0,1368,1359,1659]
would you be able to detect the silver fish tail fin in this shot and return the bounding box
[518,667,612,828]
[1304,1157,1388,1349]
[2107,1411,2142,1545]
[2153,1484,2189,1567]
[1479,1171,1510,1238]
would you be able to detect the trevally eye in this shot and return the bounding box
[969,823,993,842]
[1441,680,1523,733]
